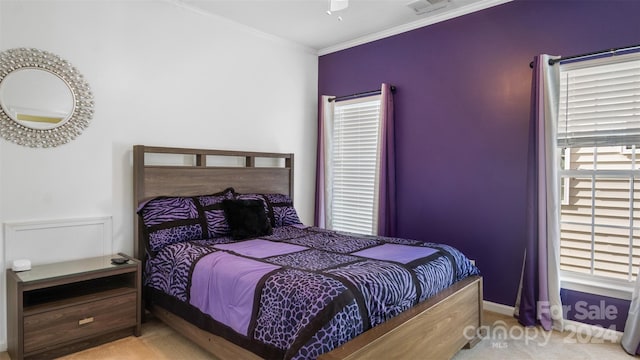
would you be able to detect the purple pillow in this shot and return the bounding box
[138,188,235,252]
[196,188,236,238]
[261,193,302,227]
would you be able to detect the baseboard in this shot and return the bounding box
[482,300,623,342]
[483,300,515,316]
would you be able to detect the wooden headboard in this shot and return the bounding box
[132,145,294,261]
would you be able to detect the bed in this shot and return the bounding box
[133,145,483,360]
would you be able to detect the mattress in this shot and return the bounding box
[144,224,480,360]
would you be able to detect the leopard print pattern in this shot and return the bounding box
[288,301,363,360]
[285,231,379,254]
[253,269,348,350]
[264,249,360,271]
[261,225,311,241]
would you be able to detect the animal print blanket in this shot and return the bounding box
[144,225,480,360]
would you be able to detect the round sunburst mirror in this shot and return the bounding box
[0,48,94,147]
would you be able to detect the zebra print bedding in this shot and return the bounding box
[138,187,235,253]
[144,225,480,360]
[138,189,301,254]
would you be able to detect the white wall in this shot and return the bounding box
[0,0,318,350]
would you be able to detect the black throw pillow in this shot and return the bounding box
[223,199,273,240]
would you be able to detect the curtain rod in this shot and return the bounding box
[329,85,396,103]
[528,43,640,68]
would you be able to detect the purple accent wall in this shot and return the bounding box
[561,289,630,331]
[318,0,640,308]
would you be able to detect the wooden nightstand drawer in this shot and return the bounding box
[23,291,137,353]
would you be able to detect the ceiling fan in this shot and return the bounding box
[326,0,348,20]
[328,0,348,13]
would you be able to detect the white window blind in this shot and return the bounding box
[558,54,640,147]
[330,96,381,235]
[558,52,640,283]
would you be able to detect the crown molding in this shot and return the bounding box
[318,0,512,56]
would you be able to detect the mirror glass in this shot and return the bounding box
[0,68,75,130]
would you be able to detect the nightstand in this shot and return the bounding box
[6,254,141,360]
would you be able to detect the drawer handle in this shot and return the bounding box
[78,317,94,326]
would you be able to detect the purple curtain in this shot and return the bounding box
[376,83,397,237]
[517,55,562,331]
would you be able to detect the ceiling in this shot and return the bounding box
[172,0,511,55]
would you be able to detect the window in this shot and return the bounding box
[558,53,640,285]
[329,95,381,235]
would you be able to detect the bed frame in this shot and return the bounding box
[133,145,483,360]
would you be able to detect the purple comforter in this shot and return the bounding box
[144,225,480,359]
